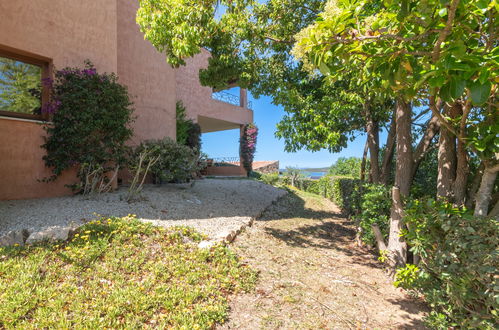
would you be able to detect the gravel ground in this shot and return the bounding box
[0,179,287,239]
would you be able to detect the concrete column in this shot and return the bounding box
[239,88,248,108]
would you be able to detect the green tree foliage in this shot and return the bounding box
[293,0,497,163]
[137,0,380,154]
[0,57,42,114]
[329,157,362,178]
[283,167,304,187]
[354,184,391,246]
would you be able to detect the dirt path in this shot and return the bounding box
[222,189,427,329]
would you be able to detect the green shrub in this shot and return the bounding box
[259,172,279,186]
[176,101,202,151]
[330,177,362,216]
[354,184,391,247]
[396,199,498,329]
[134,137,200,184]
[304,176,333,197]
[42,61,134,194]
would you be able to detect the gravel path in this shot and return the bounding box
[0,179,286,239]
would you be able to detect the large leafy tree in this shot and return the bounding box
[137,0,397,183]
[293,0,497,264]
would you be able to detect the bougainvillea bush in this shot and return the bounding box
[240,123,258,175]
[42,60,134,194]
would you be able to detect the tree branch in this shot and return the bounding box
[432,0,460,62]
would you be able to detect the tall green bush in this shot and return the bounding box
[42,61,134,194]
[354,184,391,247]
[330,178,362,216]
[176,101,201,151]
[396,199,498,329]
[329,157,362,178]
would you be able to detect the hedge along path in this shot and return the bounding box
[221,189,428,329]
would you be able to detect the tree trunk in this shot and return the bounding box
[381,110,396,185]
[489,200,499,219]
[466,162,484,209]
[365,104,381,184]
[412,115,440,180]
[474,162,499,217]
[436,106,457,199]
[387,99,413,268]
[453,138,469,206]
[360,137,369,182]
[387,186,407,268]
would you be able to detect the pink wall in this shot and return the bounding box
[0,0,118,200]
[175,50,253,130]
[0,0,177,200]
[117,0,176,144]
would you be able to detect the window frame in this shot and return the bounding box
[0,46,52,121]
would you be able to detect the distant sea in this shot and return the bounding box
[279,169,328,180]
[304,171,327,179]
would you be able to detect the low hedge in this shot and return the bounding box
[274,175,362,217]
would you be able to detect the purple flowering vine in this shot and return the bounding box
[240,123,258,175]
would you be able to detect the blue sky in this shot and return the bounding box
[202,91,374,169]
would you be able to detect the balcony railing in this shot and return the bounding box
[212,91,252,110]
[207,157,241,167]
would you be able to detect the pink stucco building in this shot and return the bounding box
[0,0,253,200]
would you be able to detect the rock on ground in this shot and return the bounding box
[25,226,72,245]
[0,230,28,247]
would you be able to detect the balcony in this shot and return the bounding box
[212,89,252,110]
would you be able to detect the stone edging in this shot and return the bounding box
[197,189,288,249]
[1,187,288,249]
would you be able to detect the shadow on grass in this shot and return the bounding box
[256,191,381,265]
[254,190,429,328]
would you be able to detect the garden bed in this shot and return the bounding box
[0,179,286,240]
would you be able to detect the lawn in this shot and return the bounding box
[0,216,256,328]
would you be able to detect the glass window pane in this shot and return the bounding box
[0,56,42,115]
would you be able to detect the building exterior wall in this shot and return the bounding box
[175,50,253,130]
[205,164,247,177]
[117,0,176,144]
[0,0,118,200]
[0,2,251,200]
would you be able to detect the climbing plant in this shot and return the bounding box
[240,123,258,175]
[42,60,134,194]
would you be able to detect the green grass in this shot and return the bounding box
[0,216,257,329]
